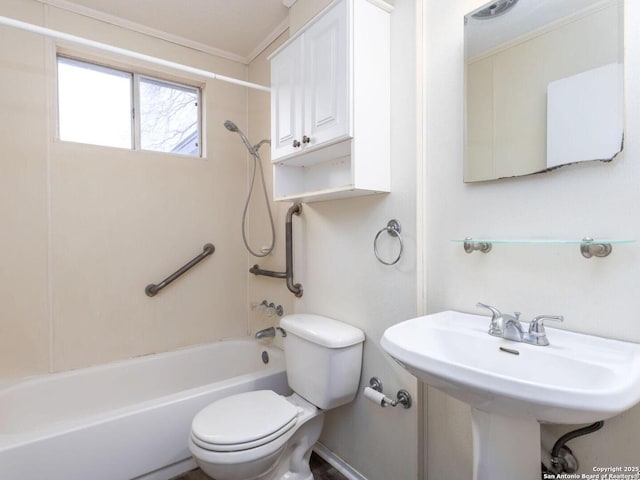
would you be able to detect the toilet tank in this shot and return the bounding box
[280,314,365,410]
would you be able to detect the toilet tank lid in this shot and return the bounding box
[280,314,365,348]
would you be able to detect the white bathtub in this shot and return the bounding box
[0,338,289,480]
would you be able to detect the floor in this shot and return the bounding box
[170,452,348,480]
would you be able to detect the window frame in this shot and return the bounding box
[56,54,203,158]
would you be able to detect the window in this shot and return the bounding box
[57,57,132,149]
[57,56,201,156]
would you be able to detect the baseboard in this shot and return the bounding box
[313,442,368,480]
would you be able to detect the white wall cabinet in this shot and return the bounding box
[269,0,391,202]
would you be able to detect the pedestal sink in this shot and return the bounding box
[381,311,640,480]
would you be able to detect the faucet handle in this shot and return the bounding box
[476,302,501,318]
[525,315,564,346]
[477,302,503,336]
[528,315,564,334]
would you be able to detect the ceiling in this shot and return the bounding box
[40,0,291,63]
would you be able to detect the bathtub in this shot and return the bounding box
[0,338,290,480]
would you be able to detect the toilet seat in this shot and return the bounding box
[191,390,300,452]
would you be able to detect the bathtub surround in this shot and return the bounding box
[246,30,295,340]
[423,0,640,477]
[0,0,252,377]
[0,0,49,379]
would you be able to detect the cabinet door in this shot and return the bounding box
[302,0,349,149]
[271,36,303,161]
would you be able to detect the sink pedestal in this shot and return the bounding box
[381,311,640,480]
[471,408,540,480]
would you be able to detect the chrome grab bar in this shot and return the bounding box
[145,243,215,297]
[249,203,303,297]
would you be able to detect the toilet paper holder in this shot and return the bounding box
[366,377,412,409]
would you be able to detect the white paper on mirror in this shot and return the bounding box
[546,62,623,169]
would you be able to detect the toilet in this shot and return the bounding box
[188,313,365,480]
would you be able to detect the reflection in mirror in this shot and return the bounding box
[464,0,624,183]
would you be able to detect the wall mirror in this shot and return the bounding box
[464,0,624,182]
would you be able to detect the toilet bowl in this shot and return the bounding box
[189,391,323,480]
[188,314,364,480]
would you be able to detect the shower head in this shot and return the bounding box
[224,120,255,155]
[224,120,239,132]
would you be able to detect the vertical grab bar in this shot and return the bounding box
[249,203,303,297]
[285,203,302,296]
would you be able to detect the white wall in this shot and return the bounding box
[249,1,421,479]
[0,0,251,376]
[424,0,640,478]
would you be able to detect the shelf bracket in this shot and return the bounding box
[580,237,613,259]
[464,237,492,254]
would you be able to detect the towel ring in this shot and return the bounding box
[374,219,403,266]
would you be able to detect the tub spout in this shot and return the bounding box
[255,326,287,340]
[255,327,276,340]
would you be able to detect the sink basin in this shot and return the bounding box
[381,311,640,480]
[381,310,640,424]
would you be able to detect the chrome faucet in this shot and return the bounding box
[255,327,275,340]
[502,312,524,342]
[254,326,287,340]
[476,303,563,346]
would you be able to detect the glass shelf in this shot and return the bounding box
[451,238,635,245]
[452,237,635,258]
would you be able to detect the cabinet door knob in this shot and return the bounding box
[293,139,301,148]
[302,135,311,144]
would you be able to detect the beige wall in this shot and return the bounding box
[0,0,251,377]
[424,0,640,478]
[0,0,50,379]
[247,32,295,340]
[249,1,421,479]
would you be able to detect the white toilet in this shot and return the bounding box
[188,313,365,480]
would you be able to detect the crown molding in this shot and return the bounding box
[247,18,289,64]
[35,0,248,64]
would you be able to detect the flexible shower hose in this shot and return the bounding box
[241,147,276,257]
